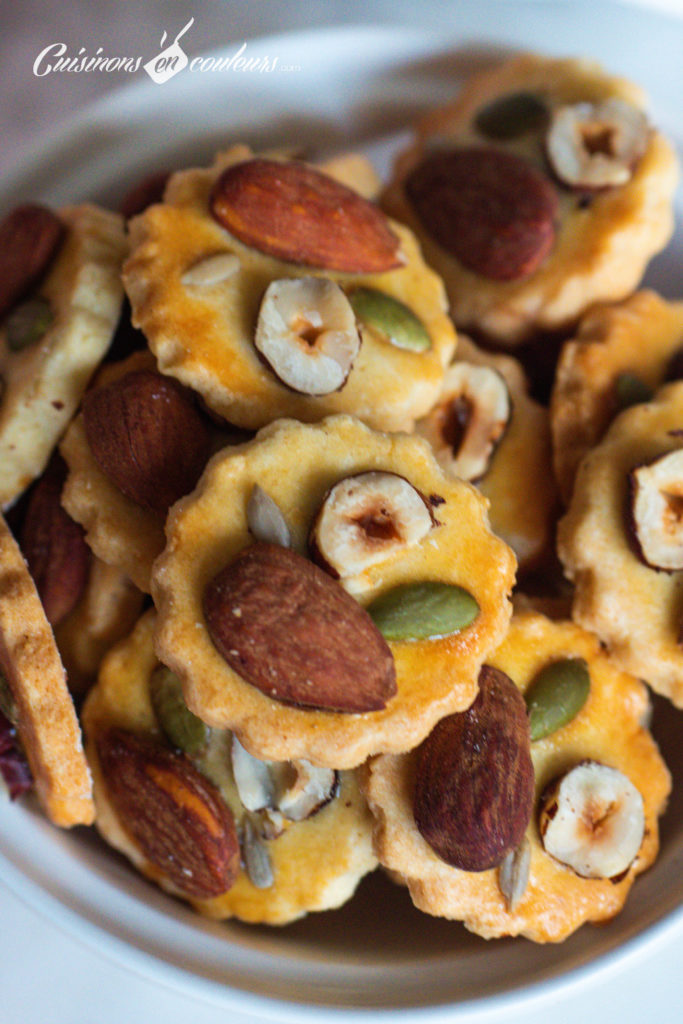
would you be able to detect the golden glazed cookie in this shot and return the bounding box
[153,415,516,769]
[382,54,678,345]
[55,557,144,699]
[416,335,557,571]
[0,204,127,506]
[0,513,94,826]
[60,350,222,593]
[557,381,683,706]
[82,610,378,924]
[122,145,457,432]
[363,611,670,943]
[551,290,683,504]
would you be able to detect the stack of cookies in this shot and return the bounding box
[0,52,679,943]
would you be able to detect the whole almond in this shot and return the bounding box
[82,369,212,512]
[20,456,90,627]
[0,204,64,319]
[405,147,557,281]
[210,158,402,274]
[413,664,534,871]
[96,727,240,899]
[203,540,397,713]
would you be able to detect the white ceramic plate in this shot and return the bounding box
[2,5,683,1019]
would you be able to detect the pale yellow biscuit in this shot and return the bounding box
[0,204,126,506]
[551,290,683,504]
[55,556,144,699]
[60,351,166,593]
[82,610,378,924]
[153,415,516,769]
[363,611,670,943]
[0,512,94,826]
[416,335,557,571]
[382,54,678,345]
[557,381,683,706]
[122,145,457,432]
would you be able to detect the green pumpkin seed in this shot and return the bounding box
[615,372,653,410]
[525,657,590,742]
[349,287,431,352]
[367,581,479,641]
[474,91,549,140]
[5,296,54,352]
[149,664,209,755]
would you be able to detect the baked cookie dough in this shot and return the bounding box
[363,611,670,943]
[551,290,683,504]
[122,145,457,433]
[55,557,144,699]
[82,610,378,924]
[416,335,557,571]
[557,380,683,706]
[0,204,127,506]
[0,512,94,826]
[152,415,516,769]
[382,54,678,345]
[60,350,221,593]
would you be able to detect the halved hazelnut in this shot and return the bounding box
[254,277,360,395]
[310,471,434,579]
[546,98,650,189]
[424,364,511,482]
[628,449,683,571]
[539,760,645,879]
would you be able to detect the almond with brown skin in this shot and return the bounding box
[82,368,212,512]
[96,727,240,899]
[405,147,558,281]
[203,541,397,712]
[0,204,65,319]
[210,158,403,274]
[20,455,91,627]
[413,664,534,871]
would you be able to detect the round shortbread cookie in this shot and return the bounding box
[60,351,167,593]
[416,335,557,571]
[551,290,683,505]
[382,54,678,345]
[0,512,94,827]
[152,415,516,769]
[82,610,378,924]
[363,611,670,943]
[122,145,457,432]
[0,204,127,507]
[557,380,683,706]
[55,556,144,699]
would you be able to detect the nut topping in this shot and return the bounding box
[210,158,402,273]
[0,204,64,320]
[413,665,534,871]
[428,364,511,482]
[546,98,649,189]
[405,147,558,281]
[310,471,434,579]
[82,368,212,512]
[180,252,240,287]
[202,541,396,713]
[231,734,337,823]
[96,727,240,898]
[539,760,645,879]
[628,449,683,571]
[20,456,91,627]
[254,277,360,395]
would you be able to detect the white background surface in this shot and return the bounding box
[2,2,683,1022]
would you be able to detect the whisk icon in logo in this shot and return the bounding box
[143,17,194,84]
